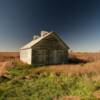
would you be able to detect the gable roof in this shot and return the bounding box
[21,31,70,50]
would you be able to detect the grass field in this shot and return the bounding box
[0,52,100,100]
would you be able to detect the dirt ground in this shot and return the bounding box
[0,52,19,76]
[0,61,9,76]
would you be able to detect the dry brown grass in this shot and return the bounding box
[53,96,80,100]
[32,60,100,76]
[60,96,80,100]
[0,52,19,62]
[70,52,100,61]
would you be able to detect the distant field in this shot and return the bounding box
[0,52,19,62]
[69,52,100,61]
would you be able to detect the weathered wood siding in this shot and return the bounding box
[31,34,68,65]
[20,49,32,64]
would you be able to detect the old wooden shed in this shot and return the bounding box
[20,31,69,65]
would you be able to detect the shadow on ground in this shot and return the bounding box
[68,55,89,64]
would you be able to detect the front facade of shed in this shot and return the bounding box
[32,50,68,65]
[31,34,68,65]
[20,32,69,65]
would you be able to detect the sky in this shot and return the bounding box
[0,0,100,52]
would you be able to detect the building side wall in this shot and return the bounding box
[20,48,32,64]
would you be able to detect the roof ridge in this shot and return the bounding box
[21,31,52,50]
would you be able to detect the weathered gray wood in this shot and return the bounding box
[31,34,68,65]
[20,31,69,65]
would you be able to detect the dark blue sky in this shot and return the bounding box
[0,0,100,52]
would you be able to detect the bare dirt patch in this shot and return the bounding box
[0,61,10,76]
[0,52,19,76]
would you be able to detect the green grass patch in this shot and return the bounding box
[0,62,99,100]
